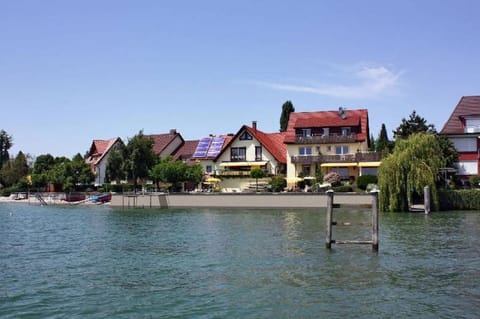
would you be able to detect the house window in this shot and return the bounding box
[255,146,262,161]
[327,145,332,152]
[299,147,312,156]
[361,167,378,176]
[341,127,351,136]
[332,167,349,179]
[335,145,349,155]
[239,131,252,140]
[206,165,212,173]
[302,128,312,137]
[323,128,330,136]
[231,147,246,161]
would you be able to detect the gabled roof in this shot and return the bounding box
[146,130,184,155]
[440,96,480,134]
[284,109,369,143]
[172,140,199,161]
[86,137,122,166]
[217,125,287,164]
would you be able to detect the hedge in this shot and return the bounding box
[438,189,480,210]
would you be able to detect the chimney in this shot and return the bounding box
[169,129,177,135]
[252,121,257,131]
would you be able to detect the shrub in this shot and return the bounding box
[269,176,286,192]
[333,184,353,192]
[469,175,480,188]
[438,189,480,210]
[109,183,135,193]
[357,175,378,190]
[324,172,341,186]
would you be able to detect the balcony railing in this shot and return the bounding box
[291,152,382,164]
[295,133,357,144]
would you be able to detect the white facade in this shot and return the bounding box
[456,161,478,176]
[215,133,280,175]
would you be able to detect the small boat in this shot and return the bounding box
[63,193,86,202]
[90,193,112,203]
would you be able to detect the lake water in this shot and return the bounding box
[1,203,479,318]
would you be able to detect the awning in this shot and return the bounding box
[358,161,382,167]
[220,161,268,167]
[320,162,357,167]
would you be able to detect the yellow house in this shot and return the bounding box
[284,108,381,187]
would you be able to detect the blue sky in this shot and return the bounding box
[2,0,480,158]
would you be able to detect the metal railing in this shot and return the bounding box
[291,152,382,164]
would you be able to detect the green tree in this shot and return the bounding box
[369,133,376,151]
[250,167,266,192]
[393,110,436,139]
[279,100,295,132]
[124,130,157,191]
[378,133,445,212]
[150,156,186,191]
[185,163,204,185]
[31,154,55,191]
[105,143,127,183]
[377,123,392,153]
[436,135,458,169]
[0,130,13,168]
[0,151,29,187]
[33,154,56,174]
[70,153,95,189]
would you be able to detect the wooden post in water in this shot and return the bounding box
[424,185,430,214]
[371,190,379,252]
[325,190,334,249]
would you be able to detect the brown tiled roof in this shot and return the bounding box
[284,109,369,143]
[86,137,122,166]
[440,96,480,134]
[173,140,199,161]
[146,131,184,155]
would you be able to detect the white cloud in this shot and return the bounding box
[256,65,403,99]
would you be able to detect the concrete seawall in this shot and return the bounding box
[111,193,374,209]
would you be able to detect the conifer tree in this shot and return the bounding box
[279,101,295,132]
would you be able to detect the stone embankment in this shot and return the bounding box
[110,192,374,209]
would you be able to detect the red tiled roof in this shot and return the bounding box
[284,109,369,143]
[146,132,184,155]
[440,96,480,134]
[173,140,199,161]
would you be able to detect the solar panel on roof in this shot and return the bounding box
[206,137,225,158]
[192,137,212,158]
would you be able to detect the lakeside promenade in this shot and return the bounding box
[110,192,374,209]
[0,192,375,209]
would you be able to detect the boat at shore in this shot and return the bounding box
[89,192,112,204]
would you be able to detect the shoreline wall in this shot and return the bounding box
[110,193,373,209]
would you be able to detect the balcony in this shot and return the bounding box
[295,133,357,144]
[291,152,382,164]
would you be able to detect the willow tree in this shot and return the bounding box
[378,133,445,212]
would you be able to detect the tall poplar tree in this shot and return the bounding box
[376,123,392,153]
[279,101,295,132]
